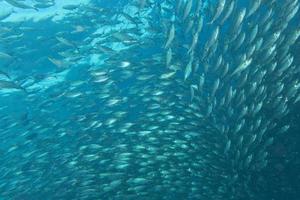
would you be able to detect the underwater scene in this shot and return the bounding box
[0,0,300,199]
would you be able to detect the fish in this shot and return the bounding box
[4,0,39,11]
[198,74,205,92]
[204,26,220,53]
[232,7,247,32]
[0,80,25,91]
[231,57,253,77]
[0,70,10,79]
[166,48,172,67]
[0,52,13,60]
[56,36,78,49]
[34,2,55,9]
[0,7,14,21]
[219,0,235,25]
[48,57,69,69]
[208,0,226,24]
[224,139,231,154]
[247,0,262,18]
[211,78,220,97]
[0,1,299,200]
[164,23,175,49]
[160,71,176,79]
[183,0,193,21]
[184,57,193,80]
[62,4,79,10]
[187,31,199,54]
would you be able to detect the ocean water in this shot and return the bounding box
[0,0,299,200]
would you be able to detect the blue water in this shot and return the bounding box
[0,0,300,200]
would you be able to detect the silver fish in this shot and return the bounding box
[208,0,226,24]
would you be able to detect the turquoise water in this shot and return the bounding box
[0,0,300,199]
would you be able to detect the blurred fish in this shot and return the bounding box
[0,1,299,200]
[208,0,226,24]
[4,0,39,11]
[0,7,14,21]
[0,80,25,91]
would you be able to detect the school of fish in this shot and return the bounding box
[0,0,299,199]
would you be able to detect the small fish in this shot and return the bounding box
[166,48,172,67]
[56,36,77,49]
[165,23,175,49]
[160,71,176,79]
[184,57,193,81]
[34,2,55,9]
[232,8,247,32]
[183,0,193,21]
[231,58,252,77]
[62,4,79,10]
[0,52,13,60]
[187,31,199,55]
[211,78,220,97]
[48,57,68,69]
[219,0,235,25]
[199,74,205,92]
[0,70,10,79]
[0,8,14,21]
[71,25,85,33]
[224,140,231,154]
[0,80,26,91]
[208,0,226,24]
[190,85,195,102]
[4,0,38,11]
[247,0,262,18]
[204,26,220,52]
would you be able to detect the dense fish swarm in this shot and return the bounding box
[0,0,299,199]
